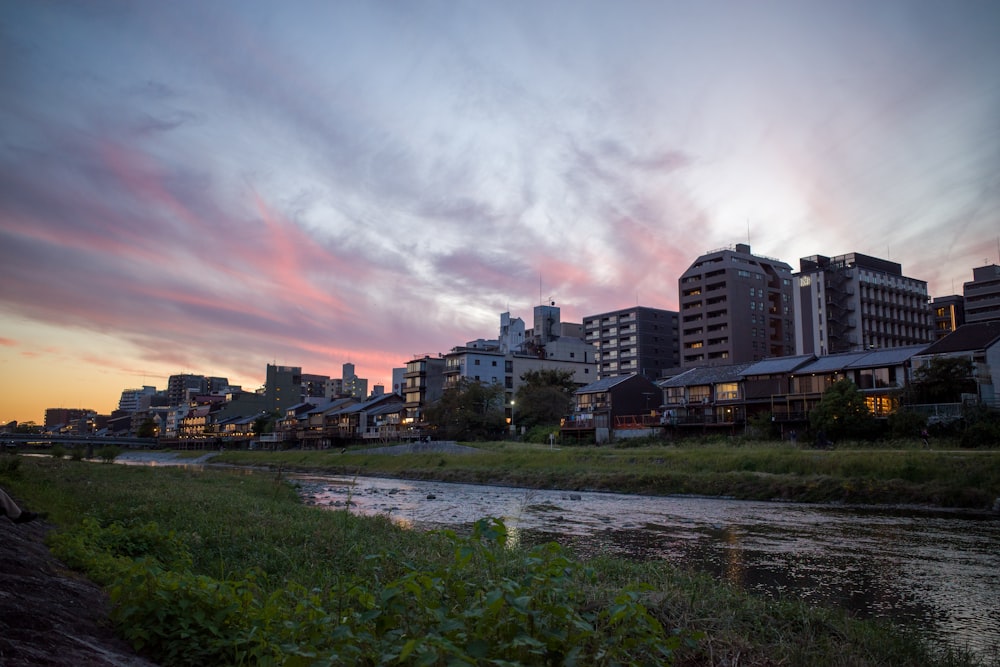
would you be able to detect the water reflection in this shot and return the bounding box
[297,474,1000,660]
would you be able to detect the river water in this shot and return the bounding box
[296,473,1000,660]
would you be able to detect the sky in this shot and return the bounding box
[2,1,999,424]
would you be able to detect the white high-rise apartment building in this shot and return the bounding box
[794,252,932,355]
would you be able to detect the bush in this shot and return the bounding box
[957,405,1000,448]
[524,425,560,444]
[0,455,21,477]
[53,516,685,666]
[50,444,66,459]
[888,410,926,439]
[69,447,85,461]
[97,445,122,463]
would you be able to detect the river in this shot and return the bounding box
[295,473,1000,661]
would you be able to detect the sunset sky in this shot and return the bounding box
[2,1,999,423]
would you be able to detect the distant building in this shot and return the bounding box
[795,252,932,355]
[931,295,965,340]
[341,362,368,399]
[43,408,92,430]
[679,243,795,366]
[911,320,1000,409]
[583,306,679,380]
[117,386,157,413]
[963,264,1000,324]
[402,354,446,429]
[265,364,301,413]
[301,373,331,399]
[167,374,206,406]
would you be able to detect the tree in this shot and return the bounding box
[513,369,578,430]
[137,418,157,438]
[911,356,976,404]
[809,379,876,442]
[424,378,507,441]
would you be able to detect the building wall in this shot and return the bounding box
[931,295,965,340]
[167,374,207,406]
[443,349,507,388]
[265,364,302,413]
[402,356,446,424]
[583,306,679,380]
[795,253,932,354]
[964,264,1000,324]
[679,243,795,366]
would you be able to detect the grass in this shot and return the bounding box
[213,440,1000,510]
[2,454,991,666]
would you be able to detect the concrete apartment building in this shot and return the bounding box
[931,294,966,340]
[166,374,229,406]
[963,264,1000,324]
[402,305,598,432]
[265,364,301,413]
[582,306,679,380]
[678,244,796,367]
[794,252,933,355]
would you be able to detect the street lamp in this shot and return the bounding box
[509,400,516,438]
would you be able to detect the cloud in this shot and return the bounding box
[2,0,999,420]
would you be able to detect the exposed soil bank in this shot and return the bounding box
[0,509,156,666]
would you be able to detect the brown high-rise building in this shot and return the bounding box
[678,244,795,367]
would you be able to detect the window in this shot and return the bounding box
[474,359,480,366]
[716,382,739,400]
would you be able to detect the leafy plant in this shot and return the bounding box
[809,380,877,442]
[51,514,685,666]
[97,445,122,463]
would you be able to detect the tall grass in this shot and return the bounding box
[216,443,1000,510]
[2,456,989,666]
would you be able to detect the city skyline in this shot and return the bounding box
[2,1,999,423]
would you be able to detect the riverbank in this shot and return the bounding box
[4,456,988,667]
[213,441,1000,511]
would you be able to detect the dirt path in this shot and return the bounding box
[0,513,156,666]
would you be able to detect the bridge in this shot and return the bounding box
[2,433,158,449]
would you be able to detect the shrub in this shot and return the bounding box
[888,410,926,439]
[97,445,122,463]
[69,447,85,461]
[0,455,21,477]
[50,444,66,459]
[54,516,685,666]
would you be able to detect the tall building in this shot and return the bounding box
[931,295,965,340]
[44,408,92,429]
[794,252,932,355]
[402,355,446,426]
[265,364,302,413]
[167,374,207,406]
[583,306,679,380]
[341,362,368,398]
[118,386,157,413]
[301,373,331,399]
[963,264,1000,324]
[678,243,795,366]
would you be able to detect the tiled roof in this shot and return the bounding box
[793,352,869,374]
[305,397,355,415]
[918,321,1000,355]
[658,362,754,387]
[366,402,404,416]
[576,374,644,394]
[741,355,815,376]
[846,345,928,369]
